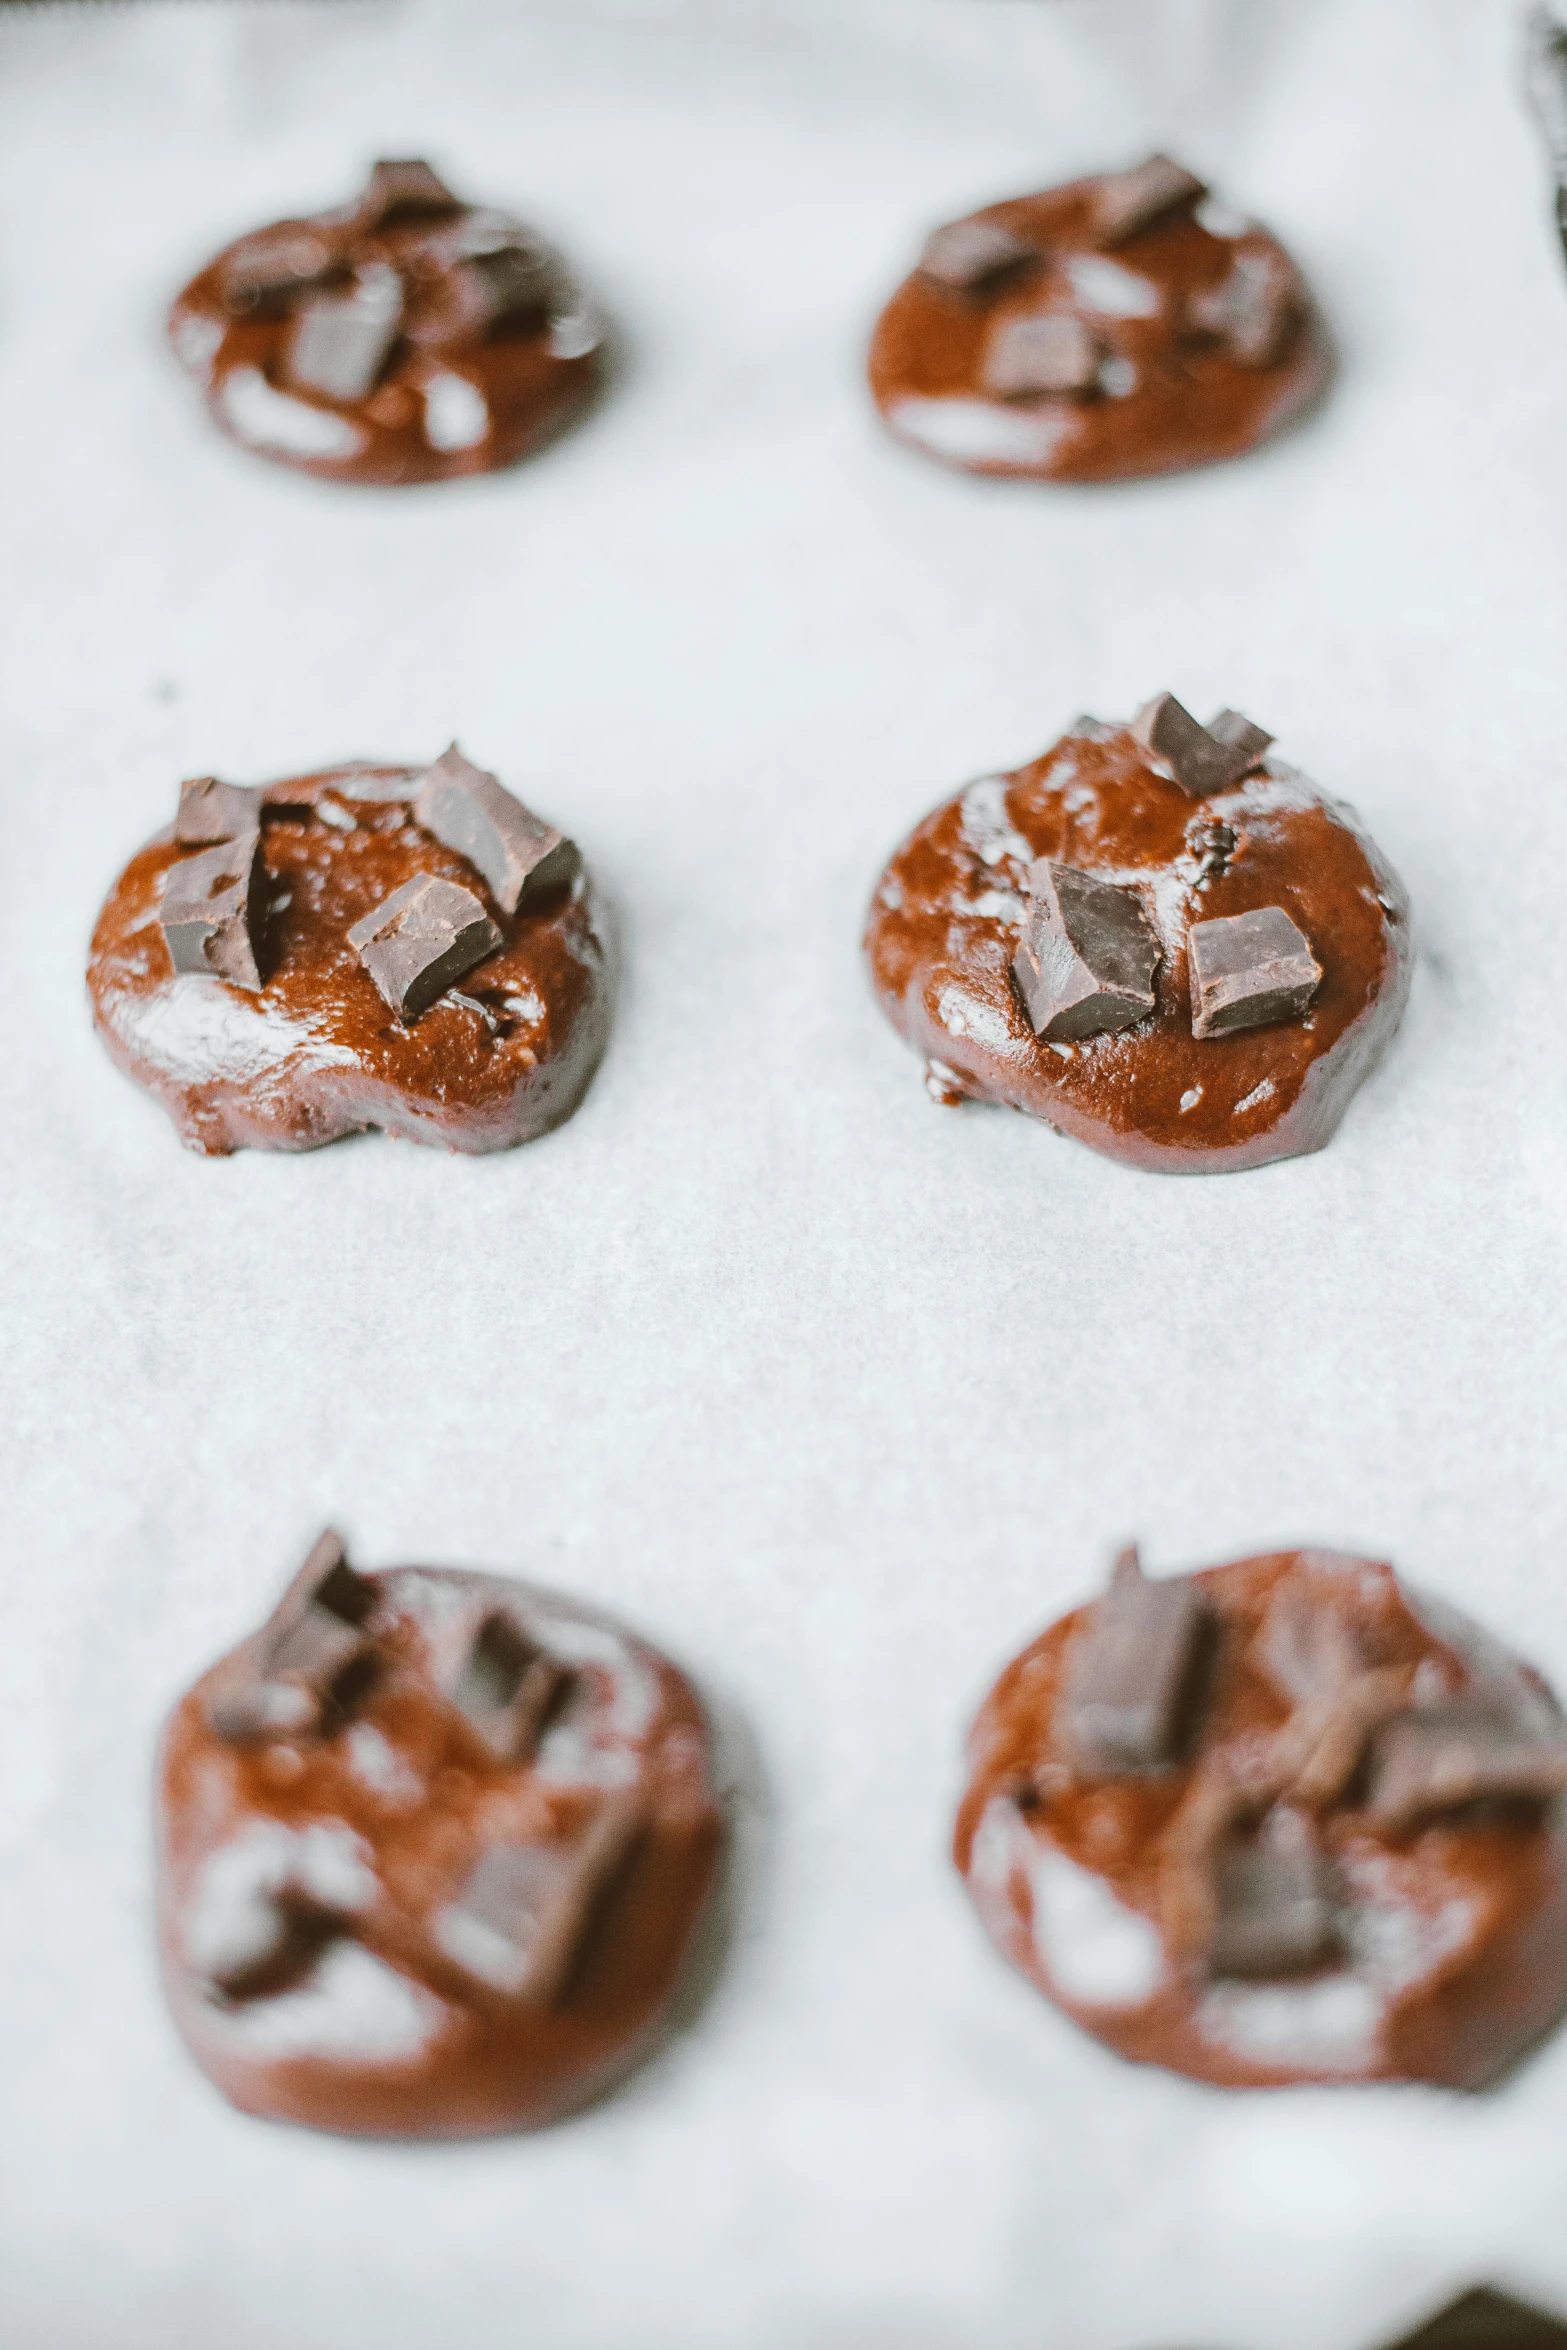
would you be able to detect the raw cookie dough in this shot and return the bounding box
[868,154,1329,481]
[862,695,1410,1174]
[956,1546,1567,2089]
[88,745,609,1155]
[168,158,603,485]
[1383,2288,1567,2350]
[157,1533,723,2137]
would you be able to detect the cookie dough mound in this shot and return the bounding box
[863,698,1410,1174]
[157,1534,723,2137]
[869,155,1329,482]
[169,158,603,485]
[88,748,610,1156]
[956,1546,1567,2090]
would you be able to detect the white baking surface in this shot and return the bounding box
[1,0,1565,2343]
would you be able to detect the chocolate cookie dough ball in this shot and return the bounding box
[88,745,610,1155]
[957,1547,1567,2089]
[869,155,1328,481]
[1385,2289,1567,2350]
[157,1534,724,2137]
[863,695,1409,1174]
[168,159,603,485]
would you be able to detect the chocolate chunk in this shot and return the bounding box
[160,830,266,991]
[175,775,263,844]
[354,158,461,232]
[983,312,1102,400]
[1185,817,1237,886]
[1257,1588,1365,1705]
[1209,1809,1339,1978]
[1064,1547,1207,1772]
[462,243,555,333]
[205,1888,341,2004]
[434,1793,647,2003]
[1160,1754,1279,1960]
[919,215,1038,291]
[1132,692,1274,796]
[208,1531,381,1744]
[412,743,577,915]
[1289,1666,1413,1810]
[347,873,502,1022]
[403,233,558,350]
[220,228,342,318]
[287,263,405,402]
[1188,247,1300,367]
[1188,905,1321,1040]
[1206,708,1276,770]
[1387,2287,1567,2350]
[444,1611,569,1763]
[1012,860,1161,1043]
[1367,1709,1567,1833]
[275,1530,378,1632]
[1090,155,1207,247]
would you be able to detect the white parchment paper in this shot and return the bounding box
[1,2,1566,2344]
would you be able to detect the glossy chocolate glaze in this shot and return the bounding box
[863,720,1410,1174]
[158,1565,722,2137]
[168,181,601,486]
[868,174,1328,482]
[957,1551,1567,2090]
[88,764,610,1155]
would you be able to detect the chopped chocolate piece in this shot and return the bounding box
[1188,905,1322,1040]
[1209,1809,1339,1978]
[1188,247,1300,368]
[1255,1584,1416,1808]
[1090,155,1207,248]
[1387,2286,1567,2350]
[1289,1666,1412,1810]
[1367,1709,1567,1833]
[983,311,1102,400]
[1206,708,1276,771]
[435,1793,647,2003]
[1064,1546,1206,1772]
[347,873,503,1022]
[1185,817,1237,886]
[273,1528,379,1636]
[1132,692,1274,796]
[354,158,461,232]
[463,243,555,332]
[1160,1752,1283,1960]
[445,1610,569,1763]
[287,263,405,403]
[220,228,343,318]
[412,743,577,915]
[207,1531,381,1744]
[1257,1588,1365,1705]
[175,775,263,845]
[919,215,1038,292]
[403,236,557,350]
[159,830,266,991]
[1012,860,1161,1043]
[206,1887,341,2005]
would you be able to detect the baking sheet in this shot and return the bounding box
[2,1,1566,2344]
